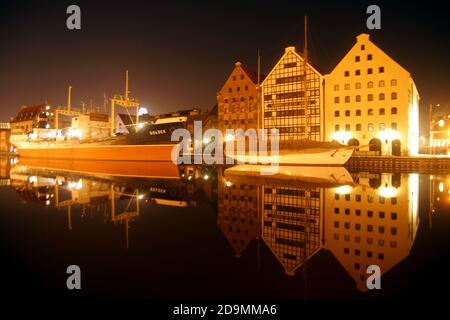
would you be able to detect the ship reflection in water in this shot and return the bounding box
[1,158,450,299]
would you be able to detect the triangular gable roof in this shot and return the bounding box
[262,47,324,86]
[329,33,411,77]
[219,62,263,94]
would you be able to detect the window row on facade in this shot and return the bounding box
[344,66,385,77]
[335,193,398,204]
[340,236,396,248]
[335,122,398,132]
[334,107,398,117]
[227,85,250,93]
[334,92,397,103]
[334,79,397,91]
[334,221,398,235]
[334,207,398,220]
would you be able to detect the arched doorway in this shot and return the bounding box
[347,138,360,151]
[392,139,401,156]
[369,138,382,154]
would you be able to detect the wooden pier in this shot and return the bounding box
[346,155,450,173]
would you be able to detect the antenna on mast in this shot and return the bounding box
[125,70,129,100]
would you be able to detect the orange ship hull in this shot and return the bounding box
[16,157,181,179]
[17,144,176,162]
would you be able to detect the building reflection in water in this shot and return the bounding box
[219,168,420,291]
[5,159,424,292]
[8,162,215,249]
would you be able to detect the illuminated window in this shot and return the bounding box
[379,93,385,100]
[334,84,340,91]
[379,123,385,130]
[356,109,361,116]
[355,82,361,89]
[368,68,373,74]
[335,97,340,103]
[379,108,385,115]
[391,107,398,115]
[391,79,397,86]
[368,108,374,116]
[355,56,360,62]
[335,110,340,117]
[368,81,373,88]
[355,70,361,76]
[368,123,374,131]
[379,80,385,87]
[356,95,361,102]
[391,92,398,100]
[345,110,350,117]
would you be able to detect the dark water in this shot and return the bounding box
[1,159,450,301]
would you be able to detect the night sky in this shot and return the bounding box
[1,0,449,133]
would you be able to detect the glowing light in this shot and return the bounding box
[138,107,149,115]
[29,176,37,183]
[334,185,353,195]
[138,123,144,129]
[225,133,235,142]
[68,129,83,139]
[46,200,50,205]
[68,179,83,190]
[439,119,445,128]
[138,194,144,200]
[203,174,209,180]
[377,129,400,142]
[203,137,210,144]
[379,186,398,198]
[188,176,192,181]
[45,105,50,110]
[332,131,352,144]
[226,181,233,187]
[439,182,444,193]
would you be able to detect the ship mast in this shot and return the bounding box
[110,70,140,136]
[303,15,310,140]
